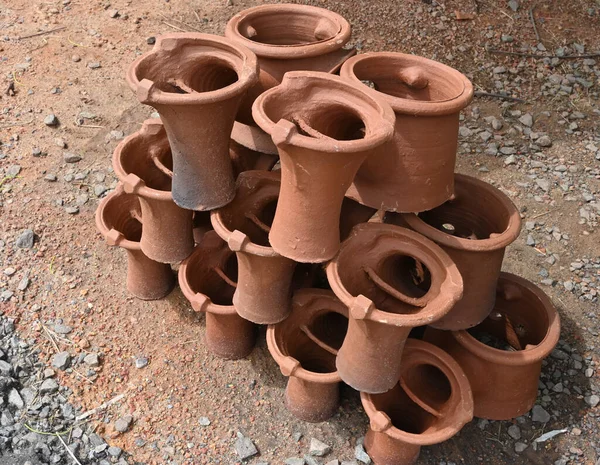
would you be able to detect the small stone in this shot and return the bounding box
[326,461,340,465]
[108,446,122,457]
[94,184,108,197]
[285,459,305,465]
[52,351,71,370]
[43,368,55,378]
[553,383,564,393]
[44,174,57,182]
[55,137,67,148]
[355,441,371,464]
[6,165,21,177]
[532,405,551,423]
[17,276,29,291]
[4,267,16,276]
[310,438,331,457]
[65,206,79,215]
[537,135,552,147]
[83,353,100,367]
[515,442,527,453]
[293,432,303,442]
[72,54,81,62]
[535,178,550,192]
[571,428,582,436]
[504,155,517,166]
[32,148,43,157]
[16,229,35,248]
[198,417,211,426]
[88,62,101,69]
[584,394,600,408]
[63,152,82,163]
[44,114,58,126]
[115,415,133,433]
[480,131,492,142]
[135,356,148,369]
[508,424,521,440]
[40,378,59,394]
[493,66,507,74]
[235,433,259,460]
[585,368,594,377]
[147,36,156,45]
[54,324,72,334]
[519,114,533,127]
[107,9,119,17]
[8,389,24,409]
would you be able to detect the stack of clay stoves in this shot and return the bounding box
[95,4,561,464]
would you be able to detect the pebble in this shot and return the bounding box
[235,432,259,460]
[531,405,551,423]
[55,137,67,148]
[4,267,16,276]
[6,165,21,177]
[504,155,517,166]
[16,229,35,248]
[585,368,594,377]
[54,324,72,334]
[63,152,82,163]
[17,276,29,291]
[39,378,59,394]
[537,135,552,147]
[72,54,81,62]
[115,415,133,433]
[198,417,211,426]
[310,438,331,457]
[515,442,527,453]
[44,174,58,182]
[147,36,156,45]
[65,206,80,214]
[326,461,340,465]
[584,394,599,408]
[135,356,148,368]
[519,113,534,127]
[8,389,24,409]
[508,424,521,440]
[107,9,119,17]
[355,440,371,464]
[88,62,102,69]
[285,459,305,465]
[83,353,100,366]
[44,114,58,126]
[52,351,71,370]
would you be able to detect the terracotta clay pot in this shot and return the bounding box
[226,3,355,125]
[95,185,174,300]
[178,231,256,359]
[253,71,395,263]
[424,272,560,420]
[326,223,463,394]
[267,289,348,422]
[229,129,278,178]
[211,170,297,324]
[192,210,213,245]
[340,52,474,213]
[389,173,522,330]
[126,33,258,210]
[339,197,378,242]
[112,119,194,264]
[361,339,473,465]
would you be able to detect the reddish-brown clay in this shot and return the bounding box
[229,130,278,178]
[388,173,522,330]
[211,170,297,324]
[126,33,258,211]
[326,223,463,394]
[424,272,560,420]
[112,119,194,264]
[340,52,474,213]
[361,339,473,465]
[95,184,174,300]
[192,210,213,245]
[178,231,256,360]
[253,71,395,263]
[339,197,378,241]
[225,3,355,124]
[267,289,348,422]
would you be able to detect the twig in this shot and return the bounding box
[162,21,186,32]
[158,12,203,32]
[18,26,66,40]
[57,433,83,465]
[0,118,34,128]
[75,393,126,422]
[41,324,60,353]
[487,47,600,59]
[529,5,542,44]
[532,210,553,219]
[24,422,71,436]
[474,91,526,103]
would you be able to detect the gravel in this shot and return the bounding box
[235,432,259,460]
[532,405,551,423]
[43,114,58,126]
[310,438,331,457]
[0,315,130,463]
[15,230,35,249]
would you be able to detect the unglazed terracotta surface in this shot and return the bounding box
[424,272,560,420]
[226,3,355,124]
[267,289,348,422]
[253,71,395,263]
[361,339,473,465]
[112,119,194,264]
[341,52,474,213]
[326,223,463,393]
[178,231,256,360]
[391,173,522,330]
[95,184,174,300]
[126,33,258,210]
[211,170,296,324]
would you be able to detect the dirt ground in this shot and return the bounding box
[1,0,600,464]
